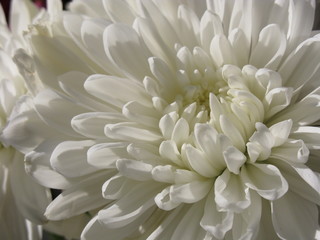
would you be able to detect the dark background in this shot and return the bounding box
[1,0,320,30]
[0,0,72,22]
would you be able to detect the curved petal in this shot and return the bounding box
[50,140,98,178]
[34,89,88,138]
[87,142,128,169]
[241,163,288,200]
[84,74,150,108]
[251,24,286,70]
[169,180,212,204]
[103,23,152,81]
[71,112,125,139]
[271,191,318,240]
[45,171,112,221]
[98,181,163,228]
[172,201,207,240]
[200,188,233,239]
[232,191,261,240]
[25,140,76,190]
[116,158,153,181]
[9,151,50,224]
[215,169,251,213]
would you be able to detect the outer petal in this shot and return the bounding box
[103,23,152,81]
[25,140,77,190]
[271,159,320,205]
[241,163,288,200]
[172,201,207,240]
[33,89,88,137]
[98,181,163,228]
[0,96,61,153]
[200,188,233,239]
[84,74,150,108]
[45,171,113,221]
[271,191,319,240]
[249,24,286,70]
[232,191,261,240]
[9,151,50,224]
[81,214,152,240]
[215,169,251,213]
[50,140,99,178]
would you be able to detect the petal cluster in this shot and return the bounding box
[2,0,320,240]
[0,0,51,239]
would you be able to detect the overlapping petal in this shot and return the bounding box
[1,0,320,240]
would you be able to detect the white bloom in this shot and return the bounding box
[0,0,52,239]
[3,0,320,239]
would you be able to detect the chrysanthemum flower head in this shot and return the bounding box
[3,0,320,239]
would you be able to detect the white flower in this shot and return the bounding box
[0,0,51,239]
[3,0,320,239]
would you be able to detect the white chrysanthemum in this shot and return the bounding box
[3,0,320,239]
[0,0,52,239]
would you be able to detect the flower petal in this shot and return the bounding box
[102,174,135,200]
[200,188,233,239]
[215,169,251,213]
[84,74,150,108]
[291,126,320,150]
[223,146,247,174]
[268,119,292,147]
[270,88,320,125]
[50,140,98,178]
[232,191,261,240]
[81,211,152,240]
[271,140,309,164]
[122,101,160,128]
[25,140,76,190]
[116,158,153,181]
[105,122,162,142]
[87,142,128,169]
[241,163,288,200]
[280,36,320,89]
[194,123,226,170]
[103,0,136,24]
[45,171,112,221]
[183,144,219,177]
[172,201,207,240]
[98,182,162,228]
[200,10,223,51]
[9,151,50,224]
[271,191,318,240]
[155,186,181,211]
[272,159,320,205]
[34,89,87,137]
[103,23,152,81]
[249,24,286,70]
[71,112,125,139]
[58,71,109,112]
[170,180,212,204]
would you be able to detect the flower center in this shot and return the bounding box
[180,69,229,113]
[155,62,294,174]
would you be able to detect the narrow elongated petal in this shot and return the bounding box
[50,140,98,178]
[45,172,112,220]
[103,23,152,80]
